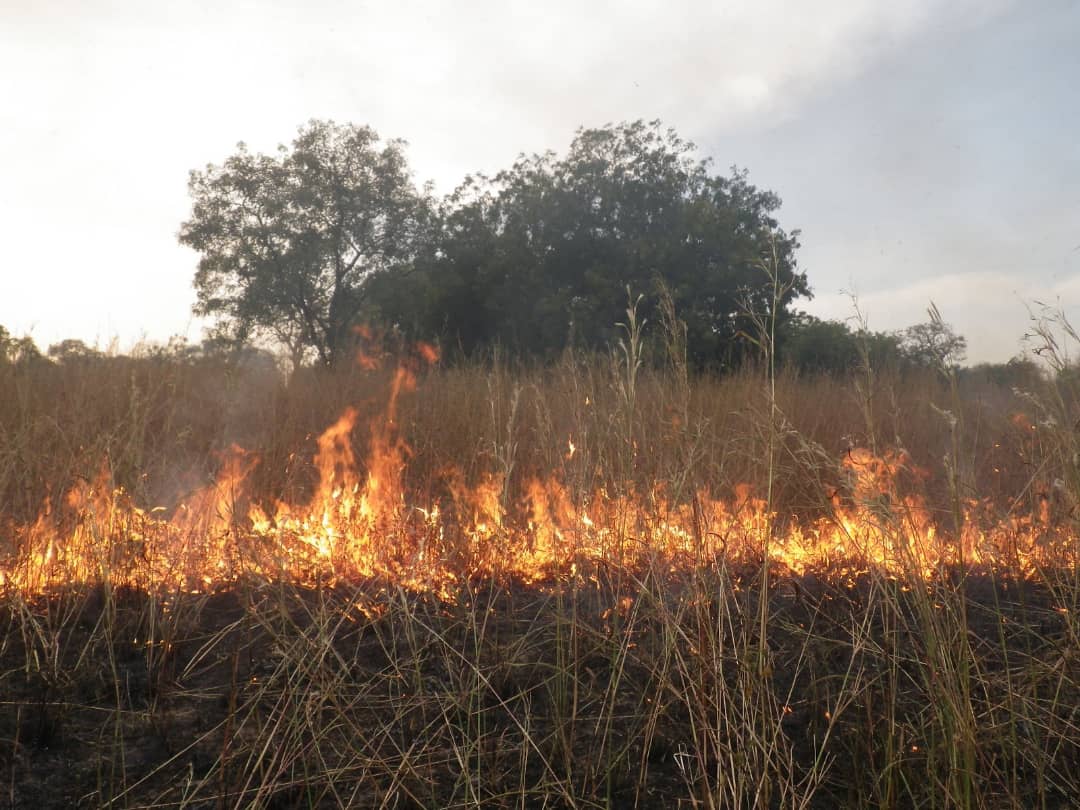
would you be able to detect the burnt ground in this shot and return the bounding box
[2,564,1079,809]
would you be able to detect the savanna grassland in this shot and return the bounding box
[1,344,1079,809]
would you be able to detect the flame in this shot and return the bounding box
[2,366,1078,599]
[415,341,440,365]
[356,351,380,372]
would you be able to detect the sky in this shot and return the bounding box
[1,0,1077,364]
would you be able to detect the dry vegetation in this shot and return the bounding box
[1,339,1079,808]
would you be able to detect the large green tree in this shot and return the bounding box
[376,120,806,367]
[180,121,433,366]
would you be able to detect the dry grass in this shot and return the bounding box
[1,347,1079,808]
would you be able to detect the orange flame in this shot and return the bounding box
[2,373,1077,598]
[415,341,440,365]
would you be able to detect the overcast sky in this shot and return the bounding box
[2,0,1077,363]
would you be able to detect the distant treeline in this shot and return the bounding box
[0,320,1046,392]
[5,119,1039,380]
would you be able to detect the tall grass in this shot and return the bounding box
[1,342,1079,808]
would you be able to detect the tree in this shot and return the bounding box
[375,120,806,367]
[780,313,862,373]
[780,309,972,376]
[179,121,434,366]
[961,357,1043,389]
[780,313,905,374]
[898,316,967,370]
[47,339,103,363]
[0,326,42,365]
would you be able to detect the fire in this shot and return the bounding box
[1,361,1077,598]
[415,341,440,365]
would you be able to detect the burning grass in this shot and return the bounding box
[2,349,1080,807]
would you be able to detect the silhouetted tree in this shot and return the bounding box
[899,318,967,370]
[47,339,103,363]
[180,121,434,365]
[0,326,42,365]
[375,120,806,367]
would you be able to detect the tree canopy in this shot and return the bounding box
[0,326,43,365]
[179,121,434,366]
[779,311,969,375]
[898,318,967,370]
[370,120,806,367]
[181,119,806,368]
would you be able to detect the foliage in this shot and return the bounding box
[47,339,103,364]
[781,311,971,376]
[960,357,1044,389]
[780,313,902,374]
[0,326,43,365]
[179,121,434,366]
[898,315,967,370]
[367,120,806,367]
[781,313,860,373]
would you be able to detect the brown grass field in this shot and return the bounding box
[1,345,1079,808]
